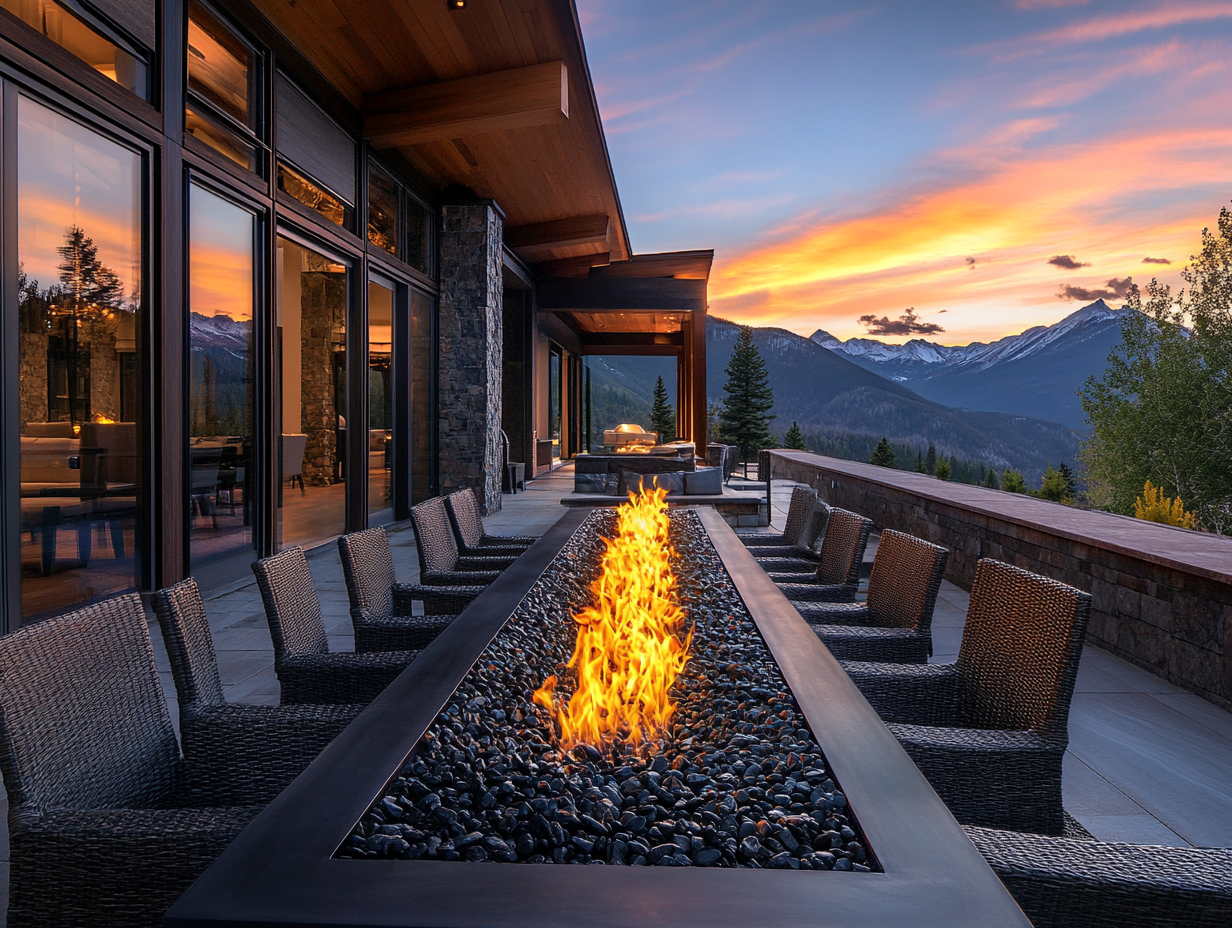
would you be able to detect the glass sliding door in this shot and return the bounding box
[549,346,562,462]
[188,184,256,570]
[15,95,144,624]
[410,288,433,504]
[276,236,348,549]
[367,279,394,527]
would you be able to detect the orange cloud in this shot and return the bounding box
[709,122,1232,343]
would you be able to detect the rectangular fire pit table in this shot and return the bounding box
[166,507,1029,927]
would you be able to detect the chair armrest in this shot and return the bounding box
[455,554,517,571]
[461,544,526,558]
[840,660,960,726]
[276,651,417,705]
[355,613,455,652]
[774,580,858,603]
[421,569,502,586]
[392,582,485,616]
[8,804,260,925]
[480,533,538,546]
[796,602,870,626]
[180,703,363,804]
[963,825,1232,928]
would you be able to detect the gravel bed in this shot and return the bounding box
[340,509,875,871]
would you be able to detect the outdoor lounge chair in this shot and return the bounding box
[964,825,1232,928]
[338,527,480,651]
[445,487,538,557]
[734,484,815,547]
[768,508,873,602]
[746,498,832,562]
[843,559,1092,834]
[0,593,261,927]
[152,577,364,803]
[793,529,948,663]
[410,496,514,585]
[253,547,419,704]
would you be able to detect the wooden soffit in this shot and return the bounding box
[258,0,631,263]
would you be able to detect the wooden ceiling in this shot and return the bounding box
[255,0,630,265]
[569,312,685,334]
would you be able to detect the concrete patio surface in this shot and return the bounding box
[1,466,1228,924]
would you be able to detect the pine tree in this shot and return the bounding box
[983,468,1000,490]
[56,225,125,314]
[1002,468,1026,493]
[914,450,926,473]
[1058,462,1077,499]
[783,421,807,450]
[934,458,952,481]
[648,375,675,443]
[869,437,896,468]
[924,443,937,475]
[719,325,776,464]
[1036,463,1073,502]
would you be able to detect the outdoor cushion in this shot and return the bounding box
[684,466,723,495]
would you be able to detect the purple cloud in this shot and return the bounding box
[1055,276,1133,301]
[858,307,945,336]
[1048,254,1090,269]
[1141,256,1171,265]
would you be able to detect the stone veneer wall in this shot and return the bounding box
[299,269,346,487]
[769,451,1232,711]
[437,203,503,515]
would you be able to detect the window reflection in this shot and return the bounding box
[410,289,432,503]
[1,0,149,99]
[368,282,394,527]
[16,95,143,623]
[278,161,349,227]
[549,348,562,460]
[185,105,257,171]
[368,165,398,257]
[277,237,348,548]
[188,185,256,569]
[406,196,431,275]
[187,0,252,127]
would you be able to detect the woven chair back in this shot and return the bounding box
[338,527,395,622]
[958,559,1092,736]
[781,486,818,546]
[815,509,873,585]
[252,547,329,659]
[800,499,832,553]
[410,496,460,574]
[151,577,225,712]
[866,530,949,630]
[445,489,484,550]
[0,593,179,811]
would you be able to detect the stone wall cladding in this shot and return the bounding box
[770,451,1232,711]
[437,203,503,515]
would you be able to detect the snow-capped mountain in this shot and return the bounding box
[810,300,1127,429]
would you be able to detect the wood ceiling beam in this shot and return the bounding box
[538,277,707,313]
[579,332,683,349]
[531,252,610,279]
[506,214,610,251]
[364,61,568,147]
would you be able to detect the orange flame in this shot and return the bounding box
[534,487,692,752]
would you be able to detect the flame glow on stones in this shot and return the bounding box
[533,487,693,752]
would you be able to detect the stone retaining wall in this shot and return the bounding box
[770,451,1232,710]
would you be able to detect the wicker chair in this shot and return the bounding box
[338,527,475,651]
[253,547,419,704]
[746,498,832,562]
[0,593,261,927]
[768,508,873,602]
[964,825,1232,928]
[794,529,948,663]
[843,559,1092,834]
[734,485,816,548]
[411,495,513,585]
[445,488,538,557]
[151,577,363,802]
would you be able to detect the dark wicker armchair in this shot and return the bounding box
[445,488,538,557]
[843,559,1092,834]
[411,495,512,585]
[747,498,832,562]
[0,593,261,927]
[734,484,815,548]
[964,825,1232,928]
[338,527,467,651]
[794,529,948,663]
[253,547,419,704]
[151,577,363,803]
[768,508,872,602]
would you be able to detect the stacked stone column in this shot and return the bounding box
[437,202,504,514]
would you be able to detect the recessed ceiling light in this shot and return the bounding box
[446,0,466,9]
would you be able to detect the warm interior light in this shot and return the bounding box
[534,487,692,752]
[446,0,466,9]
[95,415,116,424]
[614,423,645,433]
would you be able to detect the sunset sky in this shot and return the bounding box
[578,0,1232,345]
